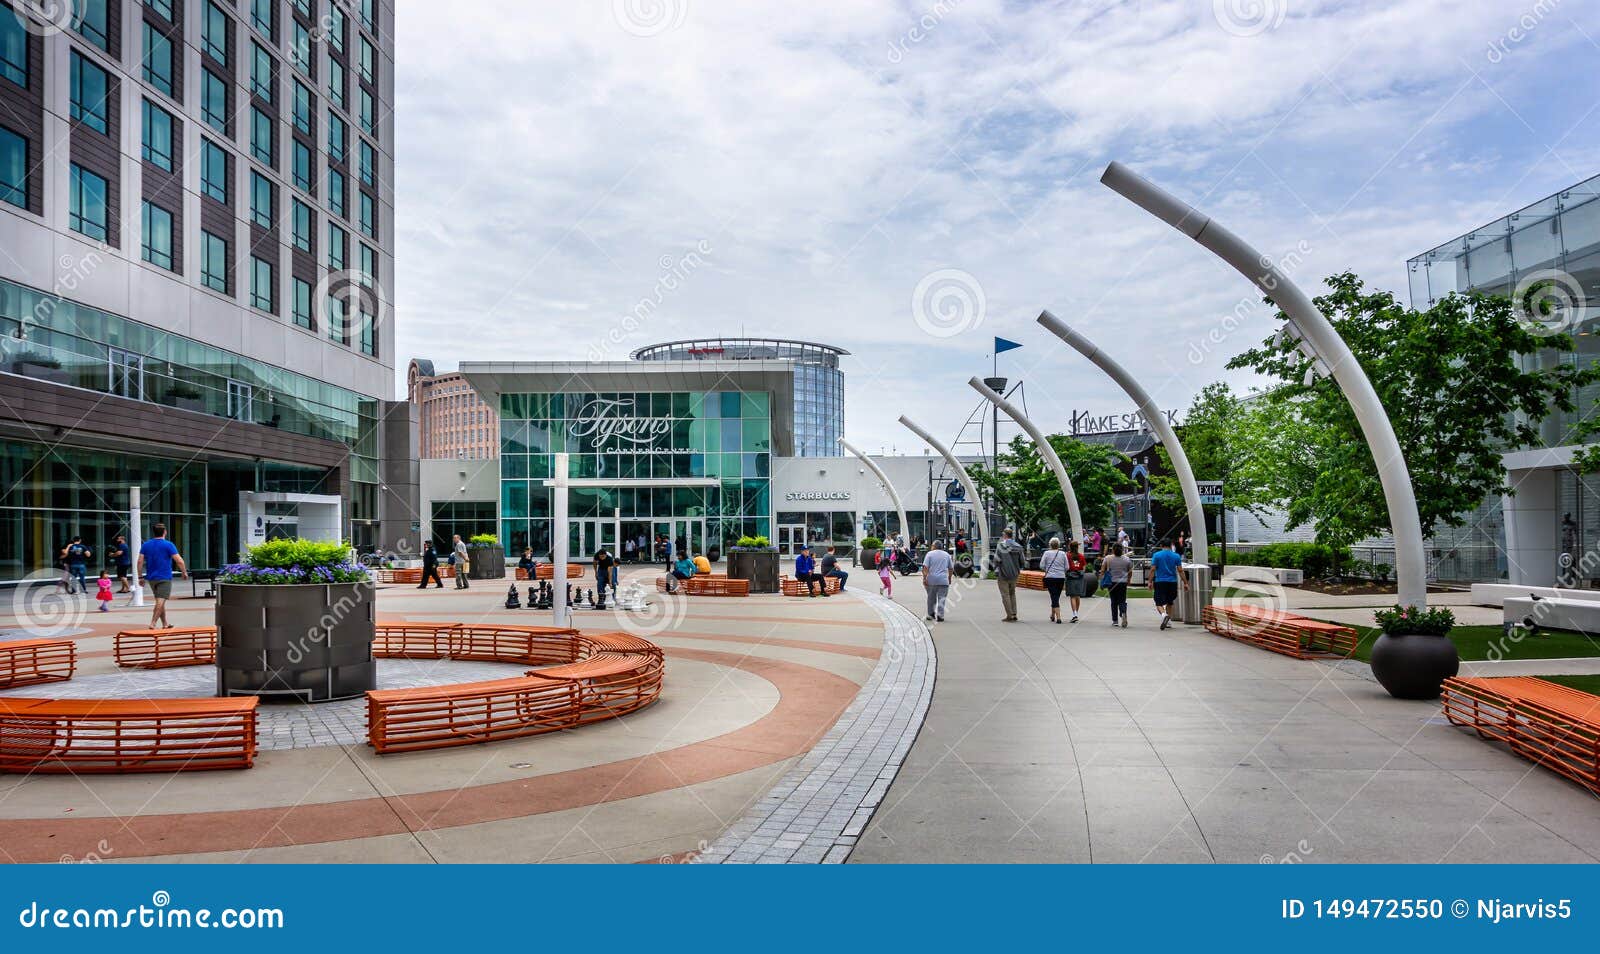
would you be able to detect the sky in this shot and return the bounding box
[389,0,1600,455]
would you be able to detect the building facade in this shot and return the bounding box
[1408,171,1599,586]
[0,0,402,578]
[407,358,497,460]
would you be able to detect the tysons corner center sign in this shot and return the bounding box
[568,398,687,451]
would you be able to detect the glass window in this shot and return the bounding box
[291,198,312,250]
[0,11,25,87]
[359,304,374,355]
[252,0,274,39]
[360,0,374,29]
[201,139,228,202]
[292,21,310,74]
[327,167,345,216]
[359,242,376,283]
[140,201,173,270]
[293,81,313,134]
[73,0,110,51]
[292,139,312,191]
[327,4,345,52]
[142,21,174,96]
[201,230,228,291]
[140,99,173,170]
[359,139,375,185]
[0,125,27,208]
[250,106,273,163]
[250,255,274,312]
[358,190,375,238]
[327,58,344,109]
[326,294,345,343]
[327,112,346,163]
[201,68,228,132]
[327,223,346,270]
[250,170,273,227]
[359,36,374,83]
[146,0,174,17]
[70,51,109,134]
[291,276,312,328]
[251,42,273,101]
[359,86,375,134]
[203,1,229,63]
[68,164,108,241]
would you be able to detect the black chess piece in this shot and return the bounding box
[504,584,521,609]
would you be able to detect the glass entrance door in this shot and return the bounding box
[777,524,806,555]
[566,519,619,562]
[652,518,707,562]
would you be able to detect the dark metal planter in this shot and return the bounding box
[728,550,780,594]
[468,547,506,580]
[1368,631,1460,700]
[216,581,377,702]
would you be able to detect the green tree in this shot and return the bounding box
[968,434,1132,540]
[1227,272,1597,559]
[1151,382,1275,566]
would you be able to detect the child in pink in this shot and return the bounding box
[877,550,893,598]
[95,571,114,612]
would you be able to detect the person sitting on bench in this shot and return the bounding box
[668,554,696,592]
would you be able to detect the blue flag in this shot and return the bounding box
[995,337,1023,354]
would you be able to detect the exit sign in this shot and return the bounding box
[1197,481,1224,506]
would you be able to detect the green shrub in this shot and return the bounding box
[219,538,368,585]
[733,535,773,549]
[1212,542,1350,579]
[468,533,499,546]
[859,537,883,550]
[241,538,353,568]
[1375,604,1454,636]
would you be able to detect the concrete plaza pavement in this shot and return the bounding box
[851,578,1600,864]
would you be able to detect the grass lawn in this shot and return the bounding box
[1537,674,1600,695]
[1347,624,1600,663]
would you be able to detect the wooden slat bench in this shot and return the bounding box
[517,563,586,580]
[373,620,461,658]
[374,622,580,665]
[1441,676,1600,794]
[114,627,217,669]
[1201,604,1359,659]
[654,574,749,596]
[0,697,259,773]
[584,631,667,661]
[1017,570,1046,591]
[780,574,842,596]
[0,639,76,688]
[530,652,663,723]
[376,566,454,584]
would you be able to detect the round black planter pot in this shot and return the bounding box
[216,581,377,702]
[728,550,780,594]
[468,547,506,580]
[1368,631,1460,700]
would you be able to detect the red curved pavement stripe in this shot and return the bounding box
[659,631,880,659]
[0,647,861,862]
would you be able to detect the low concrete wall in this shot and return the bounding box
[1471,582,1600,608]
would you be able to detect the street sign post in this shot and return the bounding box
[1197,481,1224,506]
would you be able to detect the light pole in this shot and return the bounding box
[968,376,1084,544]
[899,415,988,578]
[839,437,909,550]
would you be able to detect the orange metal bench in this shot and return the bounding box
[1442,676,1600,794]
[374,622,580,665]
[655,574,749,596]
[114,627,218,669]
[780,574,842,596]
[0,639,76,688]
[518,563,585,580]
[1017,570,1046,591]
[1201,604,1359,659]
[376,566,454,584]
[0,696,259,773]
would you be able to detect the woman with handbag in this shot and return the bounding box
[1064,540,1088,623]
[1039,537,1068,624]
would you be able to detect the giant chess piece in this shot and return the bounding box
[504,584,521,609]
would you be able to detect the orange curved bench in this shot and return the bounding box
[655,573,749,596]
[780,574,841,596]
[1442,676,1600,794]
[1202,604,1358,659]
[365,626,663,754]
[1017,570,1046,591]
[376,566,454,584]
[516,564,587,580]
[114,627,217,669]
[0,696,258,773]
[374,621,580,665]
[0,639,75,688]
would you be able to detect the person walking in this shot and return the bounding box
[1039,537,1068,625]
[821,545,847,591]
[1149,538,1187,630]
[921,540,952,622]
[452,534,470,589]
[1101,543,1132,627]
[137,523,186,629]
[877,548,894,599]
[110,534,133,593]
[94,570,114,612]
[419,541,445,589]
[64,535,91,595]
[1116,525,1130,553]
[992,528,1025,622]
[1064,539,1089,623]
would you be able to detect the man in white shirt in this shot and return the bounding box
[921,541,953,622]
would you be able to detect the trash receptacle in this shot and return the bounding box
[1177,563,1212,625]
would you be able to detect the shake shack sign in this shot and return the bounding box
[569,398,684,450]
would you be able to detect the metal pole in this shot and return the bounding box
[900,415,988,580]
[1100,160,1427,608]
[838,437,909,552]
[552,453,569,627]
[968,376,1084,544]
[129,486,145,608]
[1037,310,1207,559]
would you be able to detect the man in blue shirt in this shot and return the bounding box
[137,523,187,629]
[1149,538,1187,630]
[795,547,822,597]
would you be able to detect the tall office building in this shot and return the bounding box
[0,0,405,577]
[408,358,498,460]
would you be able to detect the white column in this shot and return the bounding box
[1101,161,1429,609]
[1037,311,1207,558]
[899,415,987,578]
[838,437,909,548]
[129,486,145,607]
[968,377,1084,544]
[552,453,569,627]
